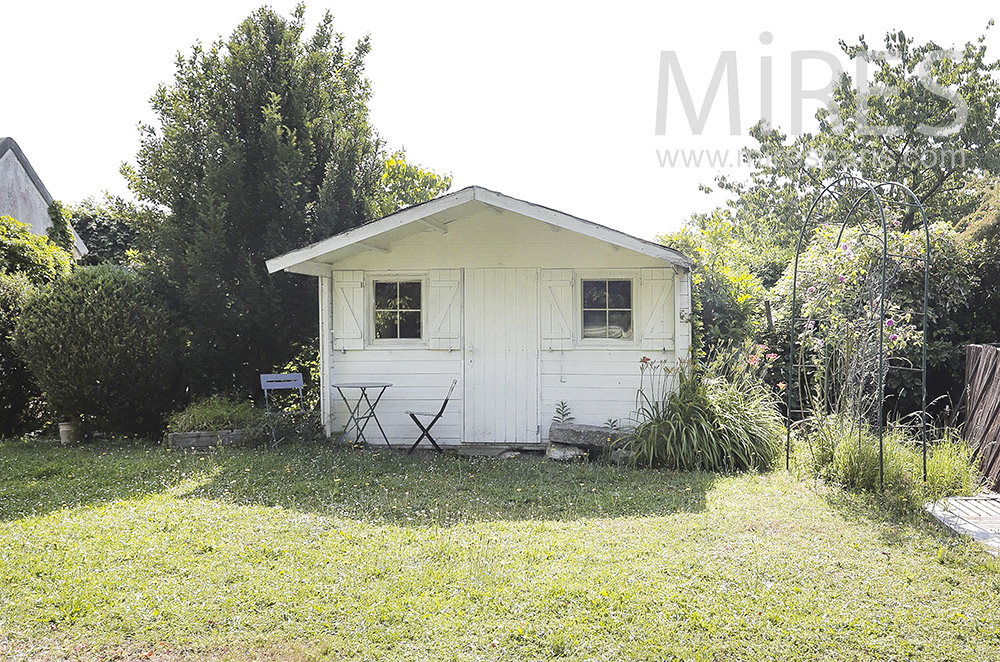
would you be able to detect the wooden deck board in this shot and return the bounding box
[926,495,1000,555]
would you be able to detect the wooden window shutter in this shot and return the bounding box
[331,270,364,350]
[428,269,462,350]
[540,269,574,351]
[640,267,676,350]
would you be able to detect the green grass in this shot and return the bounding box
[1,439,999,661]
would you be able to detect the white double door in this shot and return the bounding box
[462,268,540,443]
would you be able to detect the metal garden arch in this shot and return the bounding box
[785,175,931,488]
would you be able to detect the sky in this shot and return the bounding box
[3,1,997,241]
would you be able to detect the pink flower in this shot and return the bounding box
[885,318,895,327]
[838,275,847,283]
[640,356,651,365]
[766,353,778,362]
[807,286,817,294]
[748,355,760,366]
[889,333,899,341]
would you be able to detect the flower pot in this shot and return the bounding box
[58,422,80,445]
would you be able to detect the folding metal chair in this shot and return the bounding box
[260,373,305,447]
[406,379,458,454]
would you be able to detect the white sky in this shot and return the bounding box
[3,1,997,241]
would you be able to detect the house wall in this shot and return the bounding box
[319,210,691,447]
[0,149,51,236]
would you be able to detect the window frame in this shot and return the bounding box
[575,272,639,346]
[367,273,428,348]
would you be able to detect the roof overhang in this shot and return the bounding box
[266,185,692,275]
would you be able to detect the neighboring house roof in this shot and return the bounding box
[0,137,88,258]
[267,185,692,275]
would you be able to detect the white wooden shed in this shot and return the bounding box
[266,186,693,451]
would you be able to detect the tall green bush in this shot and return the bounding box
[13,266,184,435]
[0,273,45,436]
[0,216,73,436]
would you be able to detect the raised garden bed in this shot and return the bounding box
[166,429,248,449]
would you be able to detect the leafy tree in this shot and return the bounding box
[701,27,1000,283]
[378,150,452,217]
[124,5,448,394]
[13,266,184,435]
[0,216,73,284]
[66,194,148,266]
[661,214,766,356]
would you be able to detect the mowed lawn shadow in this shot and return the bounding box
[0,439,716,526]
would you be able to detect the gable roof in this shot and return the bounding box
[266,185,692,275]
[0,137,88,257]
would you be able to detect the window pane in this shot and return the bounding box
[609,311,633,340]
[582,310,608,338]
[582,280,606,309]
[398,281,421,310]
[374,281,397,310]
[375,311,397,339]
[399,311,421,338]
[608,280,631,309]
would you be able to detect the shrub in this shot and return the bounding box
[623,342,784,471]
[0,273,47,436]
[13,266,184,435]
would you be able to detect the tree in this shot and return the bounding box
[699,27,1000,284]
[378,150,452,217]
[124,5,449,394]
[0,216,73,284]
[66,194,148,266]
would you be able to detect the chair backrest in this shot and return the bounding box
[260,373,304,391]
[436,379,459,416]
[260,373,304,410]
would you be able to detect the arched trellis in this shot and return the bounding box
[785,175,931,488]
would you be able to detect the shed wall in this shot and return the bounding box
[319,213,691,447]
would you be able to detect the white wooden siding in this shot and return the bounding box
[322,212,689,446]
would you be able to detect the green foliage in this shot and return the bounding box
[624,344,783,471]
[167,396,267,434]
[0,216,73,285]
[124,6,449,396]
[273,343,320,411]
[0,218,72,436]
[773,221,981,415]
[65,194,148,266]
[660,217,766,353]
[0,273,47,436]
[378,149,452,216]
[12,266,184,434]
[553,401,574,424]
[45,201,76,253]
[796,418,981,514]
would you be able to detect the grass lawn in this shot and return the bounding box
[1,439,998,661]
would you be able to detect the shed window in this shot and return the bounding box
[374,281,421,339]
[582,279,633,340]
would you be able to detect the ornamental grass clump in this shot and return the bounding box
[624,342,784,471]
